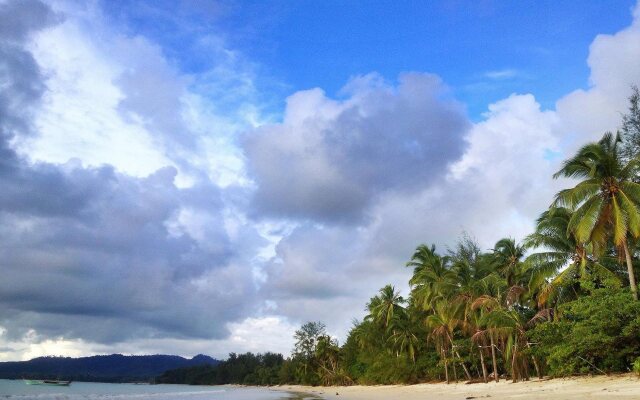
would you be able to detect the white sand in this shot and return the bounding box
[271,374,640,399]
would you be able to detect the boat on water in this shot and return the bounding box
[23,379,72,386]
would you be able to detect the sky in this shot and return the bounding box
[0,0,639,361]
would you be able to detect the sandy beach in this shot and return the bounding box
[272,374,640,399]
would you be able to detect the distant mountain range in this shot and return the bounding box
[0,354,219,383]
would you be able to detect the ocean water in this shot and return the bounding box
[0,380,312,400]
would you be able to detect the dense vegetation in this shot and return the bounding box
[161,88,640,386]
[0,354,218,382]
[157,352,284,385]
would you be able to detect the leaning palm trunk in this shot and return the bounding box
[453,349,472,381]
[623,241,638,300]
[478,345,488,383]
[490,333,499,382]
[527,342,542,379]
[447,332,471,381]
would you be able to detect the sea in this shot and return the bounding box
[0,380,316,400]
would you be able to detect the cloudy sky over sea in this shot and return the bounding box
[1,0,640,360]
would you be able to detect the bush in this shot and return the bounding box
[529,288,640,376]
[633,357,640,376]
[358,353,417,384]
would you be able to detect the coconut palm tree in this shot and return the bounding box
[471,292,504,383]
[407,244,457,310]
[466,309,490,383]
[426,301,471,382]
[553,132,640,300]
[352,319,380,351]
[368,285,406,329]
[387,314,420,362]
[524,206,621,307]
[315,335,351,385]
[492,238,527,288]
[449,236,494,304]
[479,307,532,382]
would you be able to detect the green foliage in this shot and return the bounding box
[633,357,640,376]
[157,352,284,385]
[530,288,640,376]
[358,353,417,384]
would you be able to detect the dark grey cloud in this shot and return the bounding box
[0,159,257,343]
[0,0,58,144]
[243,73,471,223]
[0,0,58,43]
[0,0,263,346]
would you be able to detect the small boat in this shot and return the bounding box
[23,379,72,386]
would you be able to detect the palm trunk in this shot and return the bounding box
[455,350,472,381]
[522,356,530,380]
[490,333,499,383]
[527,342,542,379]
[511,341,518,383]
[443,349,450,384]
[445,360,450,384]
[479,345,488,383]
[453,361,458,383]
[533,356,542,379]
[623,240,638,301]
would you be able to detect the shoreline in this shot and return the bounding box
[269,374,640,399]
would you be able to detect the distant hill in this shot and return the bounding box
[0,354,219,383]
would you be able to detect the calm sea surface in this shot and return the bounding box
[0,380,311,400]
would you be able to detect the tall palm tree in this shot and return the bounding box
[426,301,471,382]
[553,132,640,300]
[471,292,504,383]
[387,315,419,362]
[479,307,532,382]
[492,238,527,288]
[407,244,457,310]
[352,319,380,351]
[524,207,620,306]
[450,239,493,304]
[426,301,457,383]
[315,335,351,385]
[369,285,406,329]
[466,309,489,383]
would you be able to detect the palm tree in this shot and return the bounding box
[492,238,527,288]
[449,236,493,304]
[426,301,471,382]
[524,207,620,307]
[480,307,531,382]
[553,132,640,300]
[352,319,380,351]
[407,244,457,310]
[466,309,489,383]
[387,315,420,362]
[368,285,406,329]
[471,293,503,383]
[315,335,351,385]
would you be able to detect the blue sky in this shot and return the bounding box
[107,0,636,119]
[1,0,640,360]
